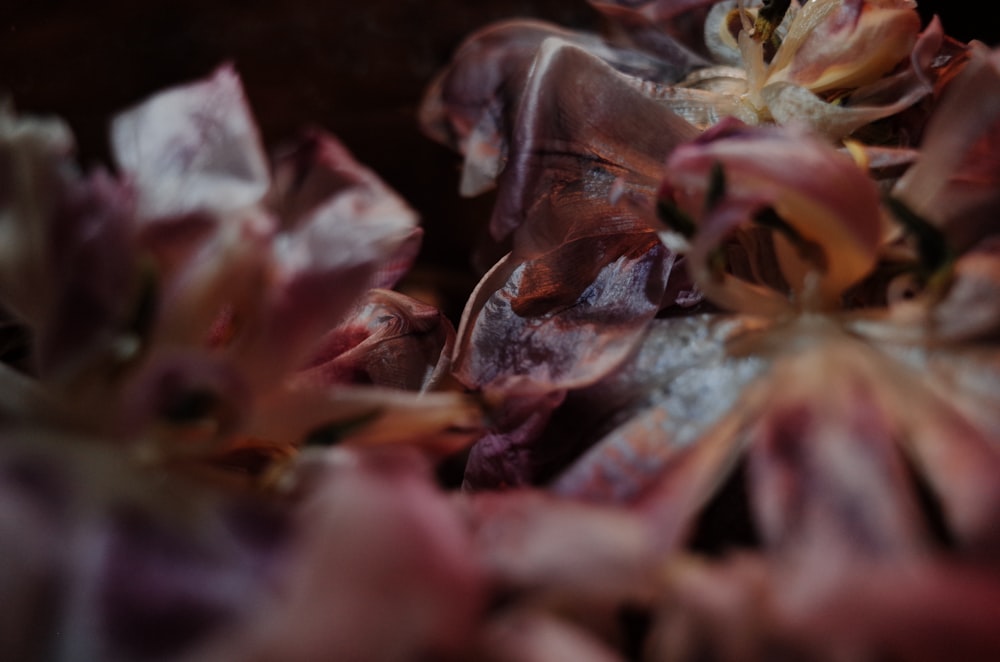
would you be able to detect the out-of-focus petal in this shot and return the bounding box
[0,110,75,324]
[192,448,485,662]
[268,129,422,291]
[419,21,699,199]
[110,63,271,220]
[117,348,251,443]
[893,42,1000,252]
[473,608,627,662]
[464,488,660,606]
[743,339,930,558]
[0,431,288,662]
[234,131,422,386]
[0,109,141,381]
[244,384,482,456]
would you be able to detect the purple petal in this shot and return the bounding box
[194,448,484,661]
[454,234,673,392]
[492,38,700,249]
[420,21,700,200]
[110,64,271,220]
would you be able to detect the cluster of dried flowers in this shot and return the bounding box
[2,0,1000,660]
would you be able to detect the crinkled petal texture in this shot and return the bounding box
[443,39,702,487]
[762,15,957,140]
[419,19,703,200]
[293,288,456,392]
[661,119,883,312]
[453,39,699,393]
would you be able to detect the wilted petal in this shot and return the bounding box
[234,131,422,386]
[293,288,455,392]
[767,0,921,94]
[462,387,567,489]
[650,555,1000,662]
[464,489,660,606]
[893,42,1000,252]
[40,170,139,378]
[662,119,883,311]
[784,559,1000,661]
[763,77,924,139]
[587,0,716,71]
[111,64,271,220]
[552,314,767,503]
[493,38,700,249]
[269,129,422,291]
[744,340,930,558]
[0,110,142,381]
[0,108,72,335]
[0,433,287,662]
[420,21,700,198]
[117,348,251,442]
[192,448,484,662]
[454,235,672,392]
[150,206,274,350]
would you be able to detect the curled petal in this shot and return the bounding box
[293,289,456,392]
[454,235,672,392]
[762,77,928,140]
[493,37,700,249]
[663,119,883,311]
[893,42,1000,251]
[767,0,921,94]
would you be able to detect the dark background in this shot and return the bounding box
[1,1,993,314]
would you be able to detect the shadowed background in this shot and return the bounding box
[1,1,992,318]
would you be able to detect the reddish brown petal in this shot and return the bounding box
[293,288,456,392]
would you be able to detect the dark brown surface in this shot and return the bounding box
[0,2,991,318]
